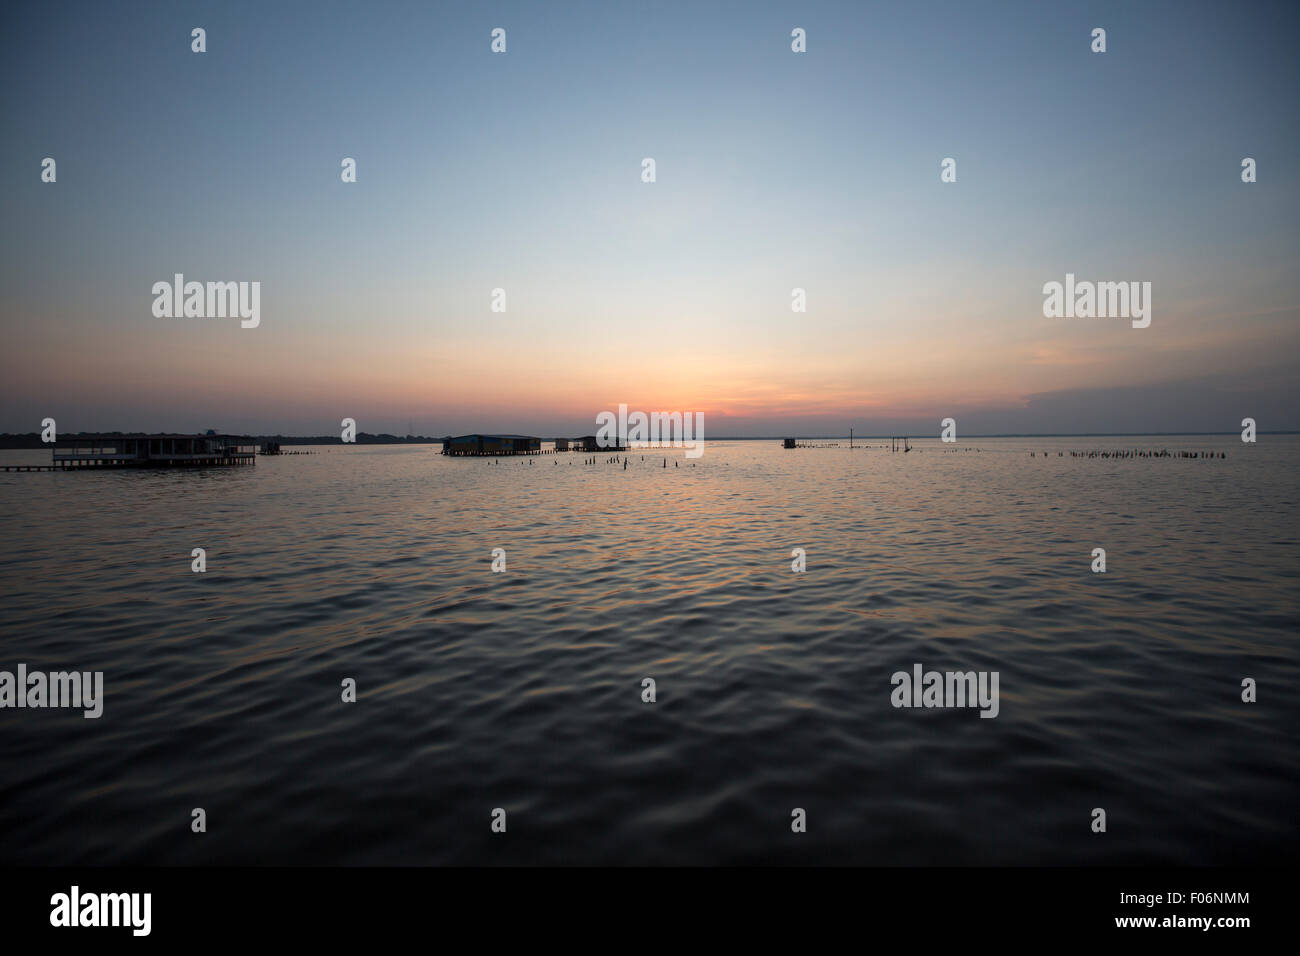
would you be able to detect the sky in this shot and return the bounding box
[1,0,1297,437]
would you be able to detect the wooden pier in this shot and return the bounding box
[442,434,543,456]
[1,434,258,471]
[442,434,627,456]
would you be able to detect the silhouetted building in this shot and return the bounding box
[50,434,256,468]
[442,434,541,456]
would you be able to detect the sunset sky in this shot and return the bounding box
[2,0,1296,436]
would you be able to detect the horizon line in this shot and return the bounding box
[3,430,1293,440]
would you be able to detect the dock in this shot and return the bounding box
[2,434,258,471]
[442,434,543,456]
[442,434,628,456]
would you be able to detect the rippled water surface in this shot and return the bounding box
[1,437,1296,864]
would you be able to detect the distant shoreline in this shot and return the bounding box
[1,431,1294,450]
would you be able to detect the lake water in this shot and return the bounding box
[1,437,1296,864]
